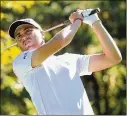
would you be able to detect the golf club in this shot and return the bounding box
[1,8,100,51]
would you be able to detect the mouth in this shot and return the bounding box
[24,40,31,46]
[24,37,34,50]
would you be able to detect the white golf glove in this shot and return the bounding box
[81,9,100,27]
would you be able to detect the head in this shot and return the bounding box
[8,18,45,51]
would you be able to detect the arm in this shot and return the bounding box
[88,21,122,72]
[32,12,82,68]
[80,9,122,72]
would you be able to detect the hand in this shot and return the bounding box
[69,9,84,24]
[81,8,100,27]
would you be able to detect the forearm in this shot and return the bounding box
[54,20,81,46]
[93,21,122,62]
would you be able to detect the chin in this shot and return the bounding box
[27,47,35,50]
[28,45,40,50]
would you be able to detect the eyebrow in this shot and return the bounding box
[15,27,33,37]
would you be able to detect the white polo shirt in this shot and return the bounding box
[13,50,94,115]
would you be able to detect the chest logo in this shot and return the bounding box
[23,52,28,59]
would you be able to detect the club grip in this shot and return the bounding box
[63,8,100,25]
[88,8,100,16]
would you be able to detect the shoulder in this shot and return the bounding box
[13,51,27,65]
[57,52,84,60]
[56,52,85,63]
[12,50,35,78]
[13,50,35,68]
[56,52,70,60]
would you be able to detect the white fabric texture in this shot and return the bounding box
[13,51,94,115]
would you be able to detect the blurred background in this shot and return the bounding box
[1,1,126,115]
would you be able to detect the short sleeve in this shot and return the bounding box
[60,53,93,76]
[78,54,93,76]
[13,50,34,79]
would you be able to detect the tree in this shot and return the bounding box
[1,1,126,115]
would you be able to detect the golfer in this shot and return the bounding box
[8,9,122,115]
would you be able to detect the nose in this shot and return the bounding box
[22,35,27,41]
[21,33,28,41]
[20,34,29,45]
[20,37,26,45]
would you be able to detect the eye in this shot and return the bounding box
[25,28,33,34]
[16,35,21,42]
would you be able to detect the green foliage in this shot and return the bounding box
[1,1,126,115]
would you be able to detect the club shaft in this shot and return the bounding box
[44,8,100,32]
[43,23,64,33]
[1,43,17,51]
[1,8,100,51]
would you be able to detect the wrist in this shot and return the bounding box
[92,20,102,28]
[73,18,83,23]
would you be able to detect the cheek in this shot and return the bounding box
[17,42,26,50]
[17,41,23,47]
[32,33,42,43]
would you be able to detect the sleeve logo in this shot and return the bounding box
[23,52,28,59]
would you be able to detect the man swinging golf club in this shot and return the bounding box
[8,8,122,115]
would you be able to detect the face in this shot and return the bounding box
[15,24,45,51]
